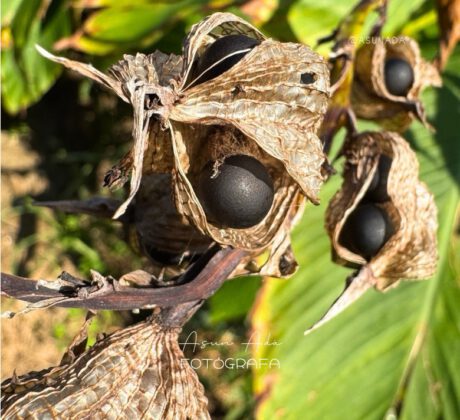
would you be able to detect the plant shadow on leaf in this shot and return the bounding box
[433,70,460,188]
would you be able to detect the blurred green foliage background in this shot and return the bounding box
[1,0,459,419]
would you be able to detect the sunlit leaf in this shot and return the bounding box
[288,0,434,52]
[208,276,261,325]
[251,47,460,420]
[1,0,71,114]
[288,0,354,49]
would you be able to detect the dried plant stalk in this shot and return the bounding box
[326,131,438,290]
[351,36,441,131]
[37,11,330,252]
[2,314,210,419]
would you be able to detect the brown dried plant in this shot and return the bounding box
[2,307,210,420]
[351,36,442,131]
[37,12,330,257]
[306,131,438,334]
[326,131,438,289]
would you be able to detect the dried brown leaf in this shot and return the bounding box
[435,0,460,70]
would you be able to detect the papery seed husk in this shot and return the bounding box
[171,123,305,250]
[351,36,441,131]
[1,318,210,420]
[36,12,330,254]
[326,131,438,290]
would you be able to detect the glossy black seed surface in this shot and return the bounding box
[192,35,260,85]
[339,203,393,260]
[198,155,274,229]
[384,58,414,96]
[366,154,392,202]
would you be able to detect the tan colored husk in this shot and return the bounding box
[1,318,210,420]
[351,36,441,131]
[171,123,305,250]
[133,168,300,278]
[37,12,330,252]
[326,131,438,290]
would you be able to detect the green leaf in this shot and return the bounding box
[288,0,434,52]
[382,0,427,36]
[208,276,261,325]
[251,51,460,420]
[1,0,24,26]
[1,0,71,114]
[83,1,200,43]
[288,0,354,50]
[10,0,42,49]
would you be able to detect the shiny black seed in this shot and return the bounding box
[366,154,392,202]
[198,155,274,229]
[191,35,260,86]
[339,203,393,260]
[384,58,414,96]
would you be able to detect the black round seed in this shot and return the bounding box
[198,155,274,229]
[191,35,260,86]
[366,154,392,202]
[339,203,393,260]
[384,58,414,96]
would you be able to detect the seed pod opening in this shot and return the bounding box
[326,131,438,290]
[188,34,262,87]
[338,203,394,260]
[171,124,304,250]
[351,36,441,131]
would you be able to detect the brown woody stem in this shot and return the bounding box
[1,245,248,311]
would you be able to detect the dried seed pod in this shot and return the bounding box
[351,36,442,131]
[134,173,212,268]
[37,12,330,252]
[171,124,307,250]
[1,315,210,420]
[326,131,438,290]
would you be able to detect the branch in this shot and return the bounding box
[1,245,248,311]
[35,197,128,221]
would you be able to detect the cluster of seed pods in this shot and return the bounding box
[35,11,440,324]
[2,12,335,419]
[38,12,331,278]
[1,6,443,418]
[309,26,441,331]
